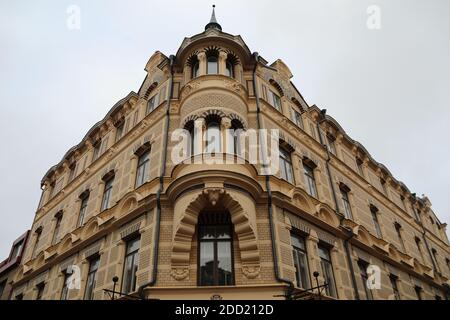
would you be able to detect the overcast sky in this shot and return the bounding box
[1,0,449,259]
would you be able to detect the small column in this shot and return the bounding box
[193,117,206,163]
[218,51,228,75]
[197,52,207,76]
[221,116,232,154]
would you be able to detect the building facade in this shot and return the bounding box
[0,231,29,300]
[7,9,450,300]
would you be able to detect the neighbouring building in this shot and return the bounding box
[0,231,29,300]
[8,7,450,300]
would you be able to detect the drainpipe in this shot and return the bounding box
[138,54,175,299]
[316,109,360,300]
[252,52,295,299]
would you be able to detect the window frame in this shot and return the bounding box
[303,161,318,198]
[389,274,401,300]
[279,147,294,184]
[370,206,383,239]
[197,221,235,287]
[84,255,100,300]
[290,233,311,290]
[207,56,219,75]
[318,243,337,298]
[340,186,353,220]
[52,212,63,245]
[77,193,89,228]
[357,260,373,300]
[101,174,115,212]
[121,236,141,295]
[60,270,71,300]
[36,282,45,300]
[135,149,151,188]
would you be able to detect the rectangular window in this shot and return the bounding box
[146,94,159,115]
[358,260,373,300]
[394,223,406,252]
[279,148,294,184]
[356,158,364,177]
[389,275,401,300]
[0,280,6,298]
[78,193,89,227]
[340,187,353,220]
[303,162,317,198]
[36,283,45,300]
[32,230,42,259]
[380,179,388,196]
[199,222,234,286]
[269,91,282,111]
[92,140,101,162]
[84,256,100,300]
[326,135,336,155]
[291,234,310,289]
[115,120,125,142]
[291,108,303,129]
[60,271,70,300]
[370,206,382,238]
[432,249,441,273]
[414,286,422,300]
[135,150,150,188]
[101,175,115,211]
[318,244,337,298]
[68,162,76,182]
[52,213,63,245]
[122,237,140,294]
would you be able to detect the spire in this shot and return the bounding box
[205,5,222,31]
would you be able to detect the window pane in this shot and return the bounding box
[217,242,233,285]
[199,242,214,286]
[207,57,218,74]
[206,123,221,153]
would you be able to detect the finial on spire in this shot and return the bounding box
[205,4,222,31]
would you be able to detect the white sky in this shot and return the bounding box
[1,0,449,258]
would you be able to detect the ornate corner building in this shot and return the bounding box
[6,8,450,300]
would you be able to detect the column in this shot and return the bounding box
[197,52,207,76]
[218,51,228,75]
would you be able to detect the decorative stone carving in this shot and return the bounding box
[171,267,190,281]
[203,188,225,206]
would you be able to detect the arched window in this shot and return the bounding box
[207,56,218,75]
[231,119,244,156]
[225,60,234,78]
[205,121,221,153]
[192,61,200,79]
[184,120,196,157]
[198,211,234,286]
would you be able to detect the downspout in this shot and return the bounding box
[138,54,175,299]
[252,52,295,298]
[316,110,360,300]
